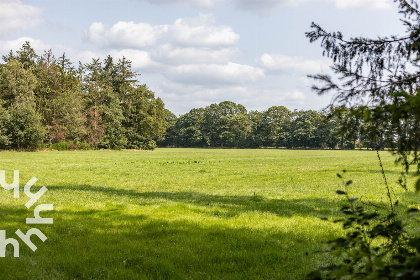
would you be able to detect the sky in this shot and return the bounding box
[0,0,407,116]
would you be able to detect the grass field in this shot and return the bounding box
[0,148,419,279]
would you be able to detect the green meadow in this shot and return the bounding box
[0,149,419,279]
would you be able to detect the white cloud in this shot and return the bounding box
[55,48,160,70]
[152,45,239,65]
[155,81,309,115]
[138,0,306,11]
[170,14,239,47]
[86,14,239,49]
[330,0,393,9]
[72,50,103,64]
[86,21,168,48]
[80,13,330,114]
[232,0,307,12]
[165,62,264,85]
[108,49,159,69]
[86,22,106,45]
[259,53,330,75]
[138,0,392,11]
[0,0,43,37]
[244,89,307,110]
[84,14,242,77]
[0,37,50,55]
[139,0,217,9]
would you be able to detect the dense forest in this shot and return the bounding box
[0,42,389,150]
[0,42,168,150]
[160,102,390,149]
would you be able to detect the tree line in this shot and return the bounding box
[0,42,398,151]
[0,42,168,150]
[159,101,390,149]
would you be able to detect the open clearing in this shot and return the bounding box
[0,149,419,279]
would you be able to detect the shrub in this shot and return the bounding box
[308,166,420,279]
[50,142,69,151]
[79,141,91,150]
[141,140,157,150]
[68,141,78,150]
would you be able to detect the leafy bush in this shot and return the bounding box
[50,142,69,151]
[308,168,420,279]
[141,140,157,150]
[49,141,92,151]
[68,141,79,150]
[79,141,91,150]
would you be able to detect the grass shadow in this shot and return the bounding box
[0,202,335,280]
[47,184,341,219]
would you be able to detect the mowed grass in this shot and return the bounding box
[0,148,419,279]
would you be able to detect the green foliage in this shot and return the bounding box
[219,113,251,147]
[50,141,70,151]
[263,106,291,148]
[288,110,323,148]
[48,141,91,151]
[306,0,420,168]
[1,43,388,151]
[0,59,37,108]
[46,89,86,143]
[0,103,10,147]
[100,100,127,150]
[0,59,46,149]
[306,0,420,279]
[79,141,91,150]
[164,108,207,147]
[122,85,166,150]
[309,170,420,279]
[162,102,350,149]
[141,139,157,150]
[0,42,171,150]
[156,109,177,146]
[7,102,46,149]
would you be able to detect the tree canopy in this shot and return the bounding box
[306,0,420,173]
[159,101,387,150]
[0,43,168,150]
